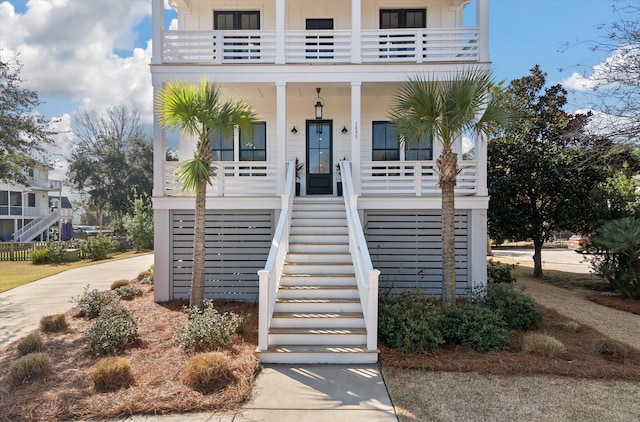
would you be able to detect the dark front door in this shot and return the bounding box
[306,120,332,195]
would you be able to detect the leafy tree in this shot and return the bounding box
[0,55,56,184]
[124,195,153,251]
[155,80,256,308]
[391,69,511,305]
[564,1,640,142]
[67,106,152,221]
[488,66,610,278]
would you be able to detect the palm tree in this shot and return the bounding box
[155,80,256,308]
[390,69,509,305]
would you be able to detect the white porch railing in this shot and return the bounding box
[341,161,379,351]
[360,160,478,196]
[164,161,278,196]
[161,28,479,64]
[257,160,296,352]
[23,207,48,218]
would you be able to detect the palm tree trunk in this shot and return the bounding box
[438,147,458,306]
[190,176,207,308]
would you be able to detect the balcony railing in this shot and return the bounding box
[162,160,479,198]
[360,160,478,196]
[161,28,479,65]
[164,161,278,196]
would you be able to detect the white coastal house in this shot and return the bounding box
[151,0,490,363]
[0,167,72,242]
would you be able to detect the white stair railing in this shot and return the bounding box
[341,161,380,351]
[257,160,296,352]
[13,209,61,242]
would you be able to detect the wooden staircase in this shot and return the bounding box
[259,197,378,364]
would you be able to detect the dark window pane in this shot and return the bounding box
[0,191,7,206]
[10,191,22,206]
[240,122,266,162]
[28,193,35,207]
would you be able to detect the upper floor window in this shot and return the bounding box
[27,193,36,208]
[214,11,260,30]
[380,9,426,29]
[372,121,432,161]
[211,122,267,162]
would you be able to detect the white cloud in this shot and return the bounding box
[562,45,640,92]
[0,0,154,123]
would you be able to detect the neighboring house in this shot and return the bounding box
[0,167,72,242]
[151,0,490,363]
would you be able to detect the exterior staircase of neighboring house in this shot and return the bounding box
[12,209,60,242]
[259,197,378,364]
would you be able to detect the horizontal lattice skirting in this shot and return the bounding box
[171,210,274,301]
[365,210,469,296]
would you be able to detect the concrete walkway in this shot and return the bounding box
[0,253,154,346]
[0,255,397,422]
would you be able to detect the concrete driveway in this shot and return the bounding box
[0,253,154,347]
[491,247,594,275]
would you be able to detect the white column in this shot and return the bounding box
[153,209,171,302]
[469,209,488,293]
[351,82,362,193]
[275,0,286,64]
[152,85,165,198]
[276,82,287,194]
[351,0,362,64]
[151,0,164,65]
[476,132,488,196]
[476,0,490,62]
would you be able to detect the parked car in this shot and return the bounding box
[73,225,99,237]
[567,234,598,254]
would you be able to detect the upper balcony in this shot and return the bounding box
[160,28,481,65]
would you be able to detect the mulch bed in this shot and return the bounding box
[379,305,640,381]
[585,293,640,315]
[0,283,260,421]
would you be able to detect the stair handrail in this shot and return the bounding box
[257,159,296,352]
[13,209,61,242]
[340,161,380,351]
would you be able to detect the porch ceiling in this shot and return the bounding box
[217,82,404,101]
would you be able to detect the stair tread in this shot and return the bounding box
[276,298,359,303]
[269,327,367,334]
[281,273,356,278]
[265,345,372,353]
[273,312,364,318]
[279,285,357,289]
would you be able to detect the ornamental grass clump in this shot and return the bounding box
[40,314,68,333]
[593,338,626,363]
[89,356,134,391]
[110,279,130,290]
[84,306,139,355]
[174,300,247,353]
[184,352,233,392]
[9,353,51,385]
[17,333,44,356]
[522,333,566,358]
[558,320,581,333]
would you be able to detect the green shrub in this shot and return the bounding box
[110,279,130,290]
[73,285,119,319]
[557,320,580,333]
[89,356,134,391]
[9,353,51,385]
[79,234,119,261]
[487,259,517,284]
[137,266,154,285]
[522,333,566,357]
[30,248,50,264]
[17,333,44,356]
[378,292,444,352]
[480,283,544,330]
[124,195,154,251]
[440,304,510,352]
[84,306,139,355]
[593,338,626,362]
[40,314,68,333]
[115,285,143,300]
[174,300,246,352]
[184,352,233,392]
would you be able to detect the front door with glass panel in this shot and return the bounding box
[306,120,332,195]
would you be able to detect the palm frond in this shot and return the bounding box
[176,156,215,193]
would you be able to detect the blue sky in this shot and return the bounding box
[0,0,622,188]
